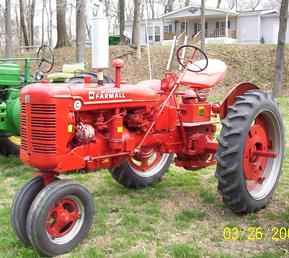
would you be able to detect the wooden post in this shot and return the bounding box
[201,0,206,50]
[225,14,229,38]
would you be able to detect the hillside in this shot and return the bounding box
[46,44,289,96]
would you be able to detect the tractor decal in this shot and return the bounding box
[89,89,126,100]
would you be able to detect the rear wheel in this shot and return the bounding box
[0,137,19,156]
[216,90,284,214]
[26,180,95,257]
[111,149,174,188]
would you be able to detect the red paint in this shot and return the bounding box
[46,198,80,239]
[112,59,124,88]
[20,61,260,174]
[83,75,92,84]
[243,116,274,182]
[219,82,259,119]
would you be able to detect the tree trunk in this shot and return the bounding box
[19,0,29,46]
[76,0,86,63]
[41,0,46,45]
[185,0,190,6]
[201,0,205,51]
[5,0,12,57]
[15,5,21,49]
[48,0,53,47]
[148,0,155,18]
[273,0,289,97]
[165,0,175,13]
[119,0,125,43]
[30,0,36,45]
[132,0,141,46]
[55,0,71,48]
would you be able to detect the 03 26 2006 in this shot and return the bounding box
[223,226,289,241]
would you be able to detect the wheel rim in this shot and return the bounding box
[46,195,85,245]
[128,149,171,177]
[243,111,283,200]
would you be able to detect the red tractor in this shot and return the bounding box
[11,45,284,256]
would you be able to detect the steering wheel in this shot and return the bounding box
[176,45,209,73]
[36,45,54,73]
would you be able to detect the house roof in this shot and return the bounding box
[160,5,238,19]
[238,9,278,17]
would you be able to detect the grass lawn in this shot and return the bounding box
[0,96,288,258]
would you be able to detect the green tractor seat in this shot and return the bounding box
[48,63,85,82]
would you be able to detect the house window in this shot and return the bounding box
[194,23,201,34]
[164,24,173,33]
[216,21,220,29]
[155,26,160,42]
[228,20,231,29]
[147,26,154,41]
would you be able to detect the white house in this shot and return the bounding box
[119,6,288,45]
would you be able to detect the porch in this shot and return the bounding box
[163,17,237,41]
[159,6,238,44]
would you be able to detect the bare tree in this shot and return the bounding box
[41,0,47,45]
[119,0,126,43]
[273,0,288,97]
[165,0,175,13]
[48,0,53,47]
[148,0,155,18]
[76,0,86,63]
[19,0,29,46]
[185,0,191,6]
[30,0,36,45]
[132,0,141,47]
[201,0,205,50]
[55,0,71,48]
[5,0,12,57]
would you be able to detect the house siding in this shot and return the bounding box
[237,15,261,43]
[261,16,279,44]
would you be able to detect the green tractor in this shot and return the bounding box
[0,46,55,156]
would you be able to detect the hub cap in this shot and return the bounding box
[128,149,170,177]
[46,195,85,245]
[243,113,282,200]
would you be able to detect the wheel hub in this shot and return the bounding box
[46,198,80,239]
[129,149,162,172]
[243,117,276,182]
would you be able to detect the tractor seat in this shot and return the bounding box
[181,59,227,89]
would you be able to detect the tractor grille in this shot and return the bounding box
[21,103,57,154]
[20,103,28,151]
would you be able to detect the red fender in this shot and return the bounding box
[219,82,259,119]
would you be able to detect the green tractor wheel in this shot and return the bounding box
[0,137,20,156]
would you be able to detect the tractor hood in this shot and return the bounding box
[21,82,162,110]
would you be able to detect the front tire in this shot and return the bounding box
[111,151,174,189]
[26,180,95,257]
[11,176,45,246]
[216,90,284,214]
[0,137,19,156]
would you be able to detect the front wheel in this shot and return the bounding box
[0,137,19,156]
[110,150,174,189]
[11,176,45,246]
[26,180,95,257]
[216,90,284,214]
